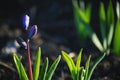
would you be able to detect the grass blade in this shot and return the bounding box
[91,33,104,52]
[113,19,120,55]
[99,2,107,50]
[84,55,91,80]
[107,24,114,48]
[79,67,84,80]
[88,53,106,80]
[107,0,114,26]
[13,53,28,80]
[13,54,21,78]
[85,4,91,23]
[39,58,48,80]
[62,51,76,79]
[76,49,83,71]
[45,55,61,80]
[33,47,41,80]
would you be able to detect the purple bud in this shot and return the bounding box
[23,15,30,30]
[16,37,27,49]
[28,25,37,39]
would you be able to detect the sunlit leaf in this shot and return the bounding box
[107,24,114,48]
[85,4,91,23]
[13,54,28,80]
[99,2,107,50]
[76,49,83,71]
[33,47,41,80]
[91,33,104,52]
[113,19,120,55]
[100,2,106,21]
[78,67,84,80]
[107,0,114,26]
[39,58,48,80]
[116,2,120,19]
[45,55,61,80]
[84,55,91,80]
[62,51,76,80]
[88,53,106,80]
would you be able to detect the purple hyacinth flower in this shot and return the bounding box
[28,25,37,39]
[16,37,27,49]
[23,15,30,30]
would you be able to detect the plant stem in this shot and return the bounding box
[27,39,33,80]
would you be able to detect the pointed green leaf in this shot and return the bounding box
[85,4,91,23]
[76,49,83,71]
[45,55,61,80]
[39,58,48,80]
[116,2,120,19]
[13,53,28,80]
[78,67,85,80]
[88,53,106,80]
[107,0,114,26]
[72,0,89,23]
[99,2,106,37]
[107,1,114,49]
[62,51,76,79]
[113,19,120,55]
[107,24,114,48]
[20,62,28,80]
[84,55,91,80]
[99,2,106,21]
[91,33,104,52]
[99,2,107,50]
[33,47,41,80]
[13,54,21,78]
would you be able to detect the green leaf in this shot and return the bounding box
[107,0,114,26]
[99,2,107,50]
[72,0,90,24]
[78,67,85,80]
[107,1,114,49]
[88,53,106,80]
[91,33,104,52]
[113,19,120,55]
[107,24,114,48]
[73,1,87,38]
[99,2,106,21]
[116,2,120,19]
[62,51,76,80]
[78,22,104,52]
[33,47,41,80]
[85,4,91,23]
[84,55,91,80]
[20,62,28,80]
[13,54,21,78]
[76,49,83,71]
[13,54,28,80]
[45,55,61,80]
[76,49,83,80]
[39,58,48,80]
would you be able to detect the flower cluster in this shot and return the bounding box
[17,15,37,49]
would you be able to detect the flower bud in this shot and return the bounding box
[16,37,27,49]
[23,15,30,30]
[28,25,37,39]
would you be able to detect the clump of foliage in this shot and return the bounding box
[13,15,61,80]
[62,49,105,80]
[73,0,120,56]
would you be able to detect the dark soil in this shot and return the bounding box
[0,0,120,80]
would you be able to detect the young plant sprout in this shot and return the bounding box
[62,49,105,80]
[13,15,61,80]
[15,15,37,80]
